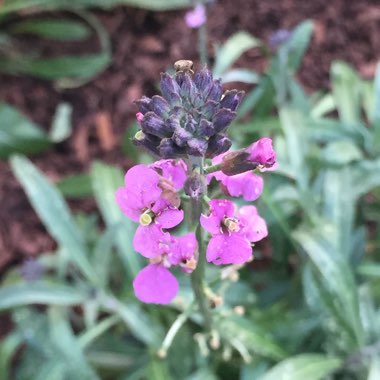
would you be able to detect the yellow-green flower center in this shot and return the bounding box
[139,210,154,226]
[223,217,240,233]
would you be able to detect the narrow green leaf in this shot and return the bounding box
[48,307,100,379]
[91,161,141,278]
[56,173,93,198]
[0,282,87,310]
[372,62,380,122]
[213,32,261,77]
[221,68,259,84]
[311,93,335,118]
[294,227,363,347]
[0,332,22,379]
[331,61,361,127]
[259,354,342,380]
[282,20,314,73]
[11,18,91,41]
[49,102,73,142]
[218,316,287,360]
[368,357,380,380]
[10,155,99,284]
[0,102,51,159]
[0,0,195,14]
[0,52,109,80]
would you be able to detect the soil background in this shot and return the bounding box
[0,0,379,272]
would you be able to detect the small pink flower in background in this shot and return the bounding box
[208,153,263,201]
[133,232,198,304]
[184,4,206,29]
[200,199,267,265]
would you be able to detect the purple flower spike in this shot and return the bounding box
[133,264,179,304]
[200,199,268,265]
[115,165,161,222]
[184,4,206,29]
[247,138,276,168]
[209,153,264,201]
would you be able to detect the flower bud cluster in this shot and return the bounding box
[133,66,244,159]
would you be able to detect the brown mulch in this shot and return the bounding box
[0,0,379,272]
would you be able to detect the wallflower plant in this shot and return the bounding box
[115,60,276,332]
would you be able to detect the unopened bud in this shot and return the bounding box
[206,134,232,158]
[184,171,207,199]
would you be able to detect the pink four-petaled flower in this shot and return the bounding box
[200,199,267,265]
[133,233,198,304]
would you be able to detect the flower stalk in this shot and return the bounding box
[187,157,213,331]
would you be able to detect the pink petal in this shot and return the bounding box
[124,165,162,209]
[224,172,263,201]
[151,159,187,190]
[206,234,252,265]
[247,138,276,167]
[155,207,184,229]
[133,264,179,304]
[200,199,235,235]
[167,233,197,266]
[133,224,170,258]
[115,187,141,222]
[238,205,268,242]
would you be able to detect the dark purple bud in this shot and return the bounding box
[166,114,181,131]
[207,79,223,102]
[141,111,171,138]
[201,100,218,120]
[194,67,213,97]
[206,134,232,158]
[184,115,197,133]
[173,127,192,147]
[199,118,214,137]
[159,138,184,158]
[133,131,160,156]
[220,90,244,111]
[135,96,151,114]
[213,108,237,133]
[187,138,208,156]
[219,149,255,175]
[184,171,207,199]
[149,95,170,118]
[180,72,197,100]
[160,73,182,105]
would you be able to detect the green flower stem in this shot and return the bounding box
[159,302,194,354]
[204,163,221,174]
[187,157,213,332]
[198,22,208,66]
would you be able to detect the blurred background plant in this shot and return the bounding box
[1,0,380,379]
